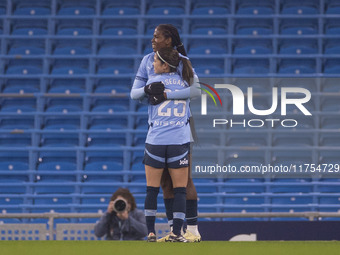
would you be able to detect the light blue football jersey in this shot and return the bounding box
[145,72,191,145]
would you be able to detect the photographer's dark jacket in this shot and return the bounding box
[94,209,147,240]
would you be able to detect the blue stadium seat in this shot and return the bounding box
[48,79,86,93]
[191,58,224,75]
[44,98,82,113]
[56,20,92,36]
[324,19,340,35]
[233,59,269,74]
[271,195,313,205]
[11,20,48,35]
[40,133,79,147]
[319,195,340,205]
[88,116,128,130]
[80,195,110,206]
[235,19,273,35]
[53,42,91,56]
[37,151,76,171]
[98,42,137,55]
[34,196,73,206]
[189,39,228,55]
[85,151,124,167]
[324,59,340,74]
[51,60,88,75]
[34,173,76,184]
[102,0,140,15]
[8,40,45,55]
[2,79,40,94]
[146,0,184,15]
[6,60,42,75]
[234,39,272,55]
[0,151,28,168]
[80,182,122,194]
[37,161,76,172]
[97,59,134,75]
[94,78,131,93]
[325,0,340,14]
[101,20,138,36]
[236,0,274,15]
[43,117,80,130]
[84,161,123,171]
[280,19,317,35]
[13,0,50,15]
[281,0,319,15]
[224,195,265,205]
[324,40,340,55]
[90,98,129,112]
[87,133,126,147]
[0,0,6,15]
[269,179,313,193]
[0,117,34,130]
[33,183,76,194]
[57,0,95,16]
[0,98,36,113]
[191,0,229,15]
[0,197,24,206]
[317,178,340,193]
[144,19,182,35]
[82,174,123,183]
[190,19,228,35]
[278,59,316,74]
[0,134,31,147]
[279,39,318,55]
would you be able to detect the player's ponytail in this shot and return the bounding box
[181,58,194,86]
[157,48,193,86]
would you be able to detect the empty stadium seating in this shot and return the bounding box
[0,0,339,222]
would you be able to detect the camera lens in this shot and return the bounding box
[114,199,126,212]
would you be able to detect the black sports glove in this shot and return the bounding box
[144,82,165,95]
[149,93,166,105]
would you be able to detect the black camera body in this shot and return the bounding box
[112,198,127,212]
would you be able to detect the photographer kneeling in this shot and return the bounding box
[94,188,147,240]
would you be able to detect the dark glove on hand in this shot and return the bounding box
[149,93,166,105]
[144,82,165,95]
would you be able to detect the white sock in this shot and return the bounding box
[186,225,200,236]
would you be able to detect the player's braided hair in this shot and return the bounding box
[156,24,187,57]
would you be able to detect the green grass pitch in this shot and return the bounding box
[1,241,340,255]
